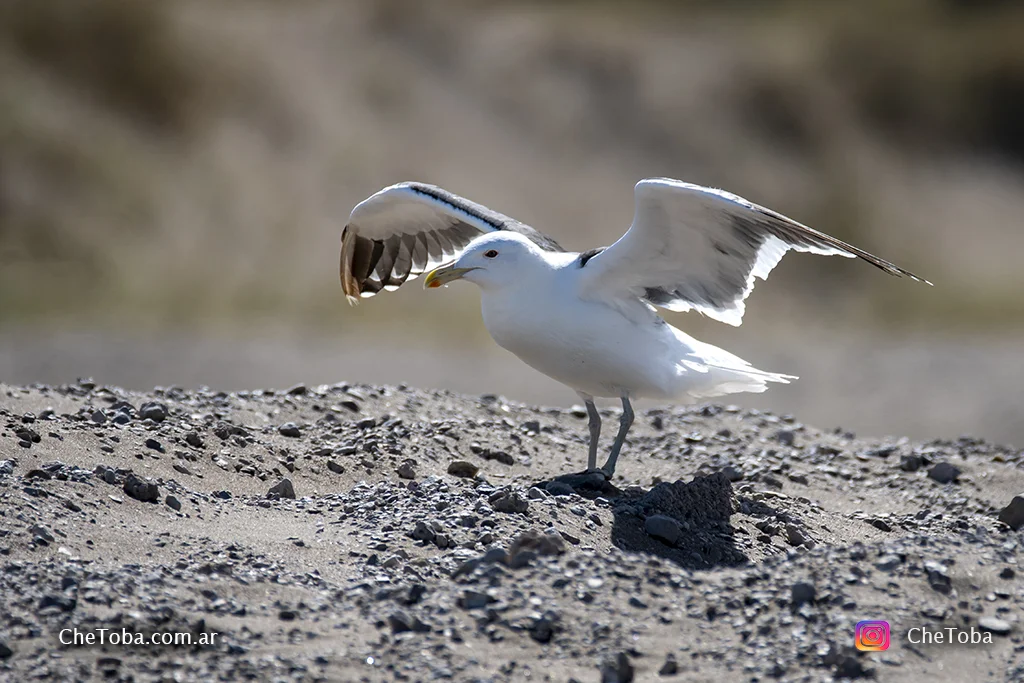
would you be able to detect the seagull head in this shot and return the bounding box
[424,232,544,292]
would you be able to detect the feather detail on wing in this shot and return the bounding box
[340,182,563,302]
[579,178,930,326]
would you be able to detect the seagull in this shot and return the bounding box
[340,179,928,479]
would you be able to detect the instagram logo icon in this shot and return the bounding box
[855,621,890,651]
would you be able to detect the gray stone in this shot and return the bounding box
[388,610,430,633]
[900,454,924,472]
[268,478,296,499]
[30,524,54,544]
[925,561,952,594]
[447,460,478,478]
[527,486,547,500]
[138,402,168,422]
[644,514,681,545]
[397,460,416,479]
[459,590,492,610]
[278,422,301,438]
[997,495,1024,530]
[978,616,1012,635]
[875,555,901,571]
[545,481,575,496]
[927,462,961,484]
[123,474,159,503]
[491,492,529,514]
[785,524,808,546]
[165,495,182,511]
[600,652,634,683]
[658,654,678,676]
[791,582,816,607]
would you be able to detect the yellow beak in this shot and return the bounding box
[423,264,478,289]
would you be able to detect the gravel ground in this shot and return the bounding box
[1,380,1023,682]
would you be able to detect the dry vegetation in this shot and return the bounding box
[1,0,1023,331]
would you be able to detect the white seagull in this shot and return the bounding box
[340,179,928,479]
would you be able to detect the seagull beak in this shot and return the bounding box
[423,264,477,289]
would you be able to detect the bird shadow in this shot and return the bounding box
[530,470,747,570]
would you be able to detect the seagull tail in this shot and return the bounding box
[670,329,796,399]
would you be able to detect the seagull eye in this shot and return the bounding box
[484,249,499,259]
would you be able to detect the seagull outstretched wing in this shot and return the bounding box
[578,178,930,326]
[340,182,562,302]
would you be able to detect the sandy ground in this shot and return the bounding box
[1,380,1022,681]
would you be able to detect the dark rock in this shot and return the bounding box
[268,478,296,499]
[529,611,559,643]
[138,402,168,422]
[479,448,515,465]
[396,460,416,479]
[165,495,182,511]
[999,567,1016,580]
[0,640,11,658]
[39,594,76,612]
[123,474,160,503]
[459,590,493,610]
[90,410,107,425]
[774,430,796,446]
[785,524,808,547]
[30,524,54,544]
[868,518,892,532]
[644,514,681,545]
[822,645,870,679]
[286,383,307,395]
[875,555,901,571]
[491,491,528,514]
[925,561,952,594]
[278,422,301,438]
[720,465,743,481]
[15,427,40,443]
[522,420,541,433]
[447,460,479,478]
[927,462,961,484]
[411,521,436,543]
[791,582,816,608]
[25,469,52,480]
[636,473,732,527]
[185,432,204,449]
[545,481,575,496]
[508,529,565,564]
[900,454,924,472]
[144,438,163,452]
[326,460,345,474]
[658,654,678,676]
[388,610,430,633]
[997,495,1024,530]
[278,609,297,621]
[600,652,634,683]
[213,490,232,500]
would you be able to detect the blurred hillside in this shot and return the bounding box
[1,0,1022,443]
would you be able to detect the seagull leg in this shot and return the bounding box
[601,396,634,477]
[584,397,601,471]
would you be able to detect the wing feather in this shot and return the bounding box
[580,178,929,326]
[340,182,563,301]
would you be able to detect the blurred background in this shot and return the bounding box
[0,0,1022,445]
